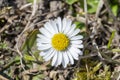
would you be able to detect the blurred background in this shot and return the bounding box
[0,0,120,80]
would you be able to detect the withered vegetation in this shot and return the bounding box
[0,0,120,80]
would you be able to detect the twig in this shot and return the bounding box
[95,0,104,19]
[31,0,38,18]
[0,24,10,34]
[15,0,38,71]
[112,53,120,59]
[20,3,32,10]
[79,52,120,65]
[0,75,9,80]
[102,0,116,21]
[0,73,13,80]
[84,0,89,34]
[76,16,91,24]
[102,58,120,65]
[93,41,103,60]
[7,47,18,53]
[21,68,40,75]
[86,64,89,80]
[0,59,20,72]
[89,19,104,60]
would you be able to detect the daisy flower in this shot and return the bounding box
[37,17,83,68]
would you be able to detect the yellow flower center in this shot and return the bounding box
[51,33,70,51]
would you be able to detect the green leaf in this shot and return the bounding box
[27,0,34,3]
[107,30,116,49]
[27,0,39,3]
[27,29,39,49]
[87,0,99,13]
[0,42,7,49]
[66,0,78,5]
[74,21,85,29]
[33,74,45,80]
[21,29,39,51]
[24,54,35,61]
[112,5,118,16]
[92,62,102,74]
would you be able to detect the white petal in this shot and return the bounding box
[50,20,58,33]
[71,40,83,45]
[67,50,74,64]
[64,19,72,34]
[36,42,42,47]
[61,55,66,68]
[44,23,55,35]
[56,17,62,32]
[37,44,51,50]
[62,18,67,32]
[71,35,83,40]
[51,51,58,66]
[37,34,51,42]
[46,22,56,34]
[56,52,62,66]
[71,44,84,48]
[67,24,76,37]
[71,47,83,55]
[62,51,69,68]
[43,48,54,61]
[36,38,50,44]
[77,49,83,55]
[74,48,83,55]
[37,42,49,47]
[39,52,47,56]
[68,47,78,60]
[40,48,52,56]
[44,49,55,61]
[70,29,80,38]
[39,28,52,38]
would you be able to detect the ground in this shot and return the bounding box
[0,0,120,80]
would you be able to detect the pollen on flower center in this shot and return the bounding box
[51,33,70,51]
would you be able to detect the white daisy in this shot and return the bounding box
[37,17,83,68]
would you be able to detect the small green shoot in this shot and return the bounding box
[65,0,78,5]
[107,30,116,49]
